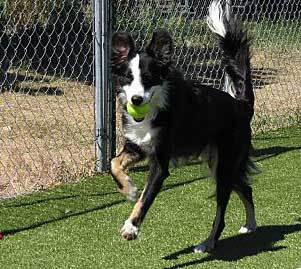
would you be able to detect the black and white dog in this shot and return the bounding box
[110,0,258,253]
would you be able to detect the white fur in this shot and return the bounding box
[224,74,236,98]
[123,54,145,104]
[124,113,159,150]
[207,0,226,37]
[239,226,256,234]
[121,219,138,238]
[208,1,248,100]
[224,63,247,99]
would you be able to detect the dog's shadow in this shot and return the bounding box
[163,224,301,268]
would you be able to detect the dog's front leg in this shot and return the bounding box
[111,142,144,201]
[121,144,170,240]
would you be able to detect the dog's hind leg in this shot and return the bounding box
[111,142,144,201]
[234,183,257,234]
[194,181,232,253]
[195,146,233,253]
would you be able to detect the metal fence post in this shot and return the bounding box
[107,0,116,164]
[94,0,110,172]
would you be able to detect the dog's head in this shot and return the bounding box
[111,30,173,107]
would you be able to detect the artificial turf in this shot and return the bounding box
[0,127,300,268]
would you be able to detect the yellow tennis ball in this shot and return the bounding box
[127,102,151,120]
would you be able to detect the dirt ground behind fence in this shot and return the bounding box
[0,73,95,198]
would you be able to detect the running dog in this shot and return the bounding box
[110,0,258,253]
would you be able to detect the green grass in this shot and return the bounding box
[0,127,300,268]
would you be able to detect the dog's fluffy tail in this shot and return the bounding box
[207,0,254,115]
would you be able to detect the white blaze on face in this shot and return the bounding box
[122,54,145,104]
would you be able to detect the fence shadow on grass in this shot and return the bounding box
[4,174,208,209]
[163,224,301,268]
[163,176,208,192]
[2,199,126,236]
[3,190,119,208]
[1,175,208,235]
[130,159,203,173]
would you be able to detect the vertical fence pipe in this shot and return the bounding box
[107,0,115,162]
[94,0,109,172]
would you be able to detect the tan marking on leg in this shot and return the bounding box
[129,199,143,221]
[128,188,146,224]
[121,189,145,240]
[111,151,140,200]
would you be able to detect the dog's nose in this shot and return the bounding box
[131,95,144,106]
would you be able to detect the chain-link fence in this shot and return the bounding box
[0,0,95,198]
[0,0,300,198]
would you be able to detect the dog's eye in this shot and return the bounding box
[142,73,161,87]
[118,69,133,86]
[141,73,151,81]
[119,74,133,86]
[141,73,151,83]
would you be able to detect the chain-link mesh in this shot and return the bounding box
[0,0,95,198]
[114,0,301,139]
[0,0,300,198]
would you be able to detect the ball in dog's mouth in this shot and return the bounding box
[126,102,151,121]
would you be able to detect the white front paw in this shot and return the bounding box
[121,219,139,240]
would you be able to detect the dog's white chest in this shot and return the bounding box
[124,117,157,149]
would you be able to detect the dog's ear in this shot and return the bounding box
[111,32,136,67]
[146,30,173,66]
